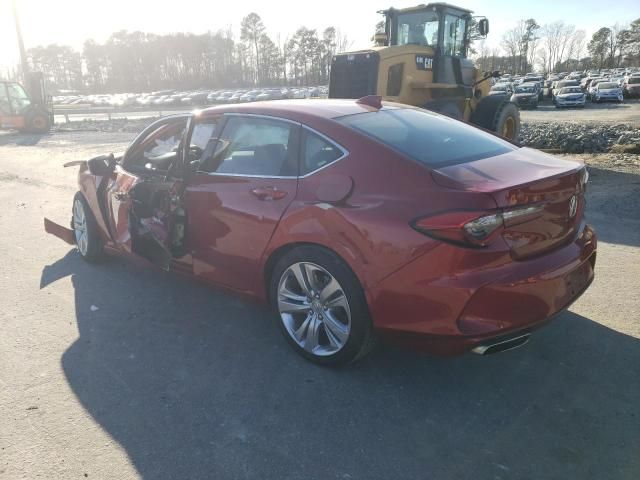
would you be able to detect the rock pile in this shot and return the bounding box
[520,122,640,153]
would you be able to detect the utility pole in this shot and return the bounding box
[12,0,30,82]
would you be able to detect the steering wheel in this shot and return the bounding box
[187,145,204,161]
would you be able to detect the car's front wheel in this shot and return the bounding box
[72,192,103,262]
[270,246,375,366]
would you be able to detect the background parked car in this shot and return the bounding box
[592,82,624,103]
[552,80,579,103]
[489,83,513,96]
[555,86,586,108]
[623,75,640,98]
[511,83,539,109]
[586,78,608,99]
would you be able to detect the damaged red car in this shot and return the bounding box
[45,99,596,366]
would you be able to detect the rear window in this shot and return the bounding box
[629,77,640,84]
[337,108,516,168]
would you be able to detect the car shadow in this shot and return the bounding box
[585,166,640,247]
[42,249,640,480]
[0,131,49,146]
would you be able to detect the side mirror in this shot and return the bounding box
[478,18,489,37]
[374,32,388,46]
[87,153,116,176]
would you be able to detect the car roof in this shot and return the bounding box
[198,99,405,121]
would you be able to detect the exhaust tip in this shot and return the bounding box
[472,333,530,355]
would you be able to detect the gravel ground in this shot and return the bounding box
[0,129,638,480]
[521,123,640,153]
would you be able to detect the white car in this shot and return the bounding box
[587,78,606,99]
[489,83,513,96]
[555,86,586,108]
[592,82,624,103]
[239,90,260,103]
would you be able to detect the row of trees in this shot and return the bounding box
[20,13,352,93]
[474,17,640,74]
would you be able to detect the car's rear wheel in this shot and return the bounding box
[270,246,375,366]
[72,192,103,262]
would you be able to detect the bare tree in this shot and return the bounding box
[501,27,520,73]
[536,48,548,73]
[240,13,265,85]
[540,21,575,72]
[335,29,353,53]
[566,30,586,71]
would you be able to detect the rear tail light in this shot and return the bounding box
[412,205,544,247]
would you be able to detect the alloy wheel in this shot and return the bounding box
[73,198,88,256]
[277,262,351,356]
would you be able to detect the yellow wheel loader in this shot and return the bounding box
[329,3,520,140]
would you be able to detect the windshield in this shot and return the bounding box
[337,108,515,168]
[599,83,618,89]
[515,85,535,93]
[560,87,582,94]
[491,85,507,91]
[396,10,439,47]
[629,77,640,84]
[6,82,31,114]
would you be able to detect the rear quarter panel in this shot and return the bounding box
[260,117,500,301]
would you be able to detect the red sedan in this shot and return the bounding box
[45,98,596,365]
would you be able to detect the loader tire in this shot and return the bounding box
[24,108,51,134]
[470,96,520,141]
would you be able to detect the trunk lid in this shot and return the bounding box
[432,148,585,259]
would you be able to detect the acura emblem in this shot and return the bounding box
[568,195,578,218]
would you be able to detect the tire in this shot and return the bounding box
[24,108,51,134]
[269,245,375,366]
[470,95,520,141]
[72,192,104,262]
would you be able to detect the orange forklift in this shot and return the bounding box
[0,72,53,133]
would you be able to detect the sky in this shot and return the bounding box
[1,0,638,72]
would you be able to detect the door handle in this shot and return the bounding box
[250,187,287,201]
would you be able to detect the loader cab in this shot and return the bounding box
[385,4,470,55]
[381,3,484,86]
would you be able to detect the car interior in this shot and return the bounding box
[197,116,298,176]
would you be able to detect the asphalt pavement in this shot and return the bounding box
[0,130,639,479]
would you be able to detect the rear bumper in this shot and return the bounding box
[369,223,597,355]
